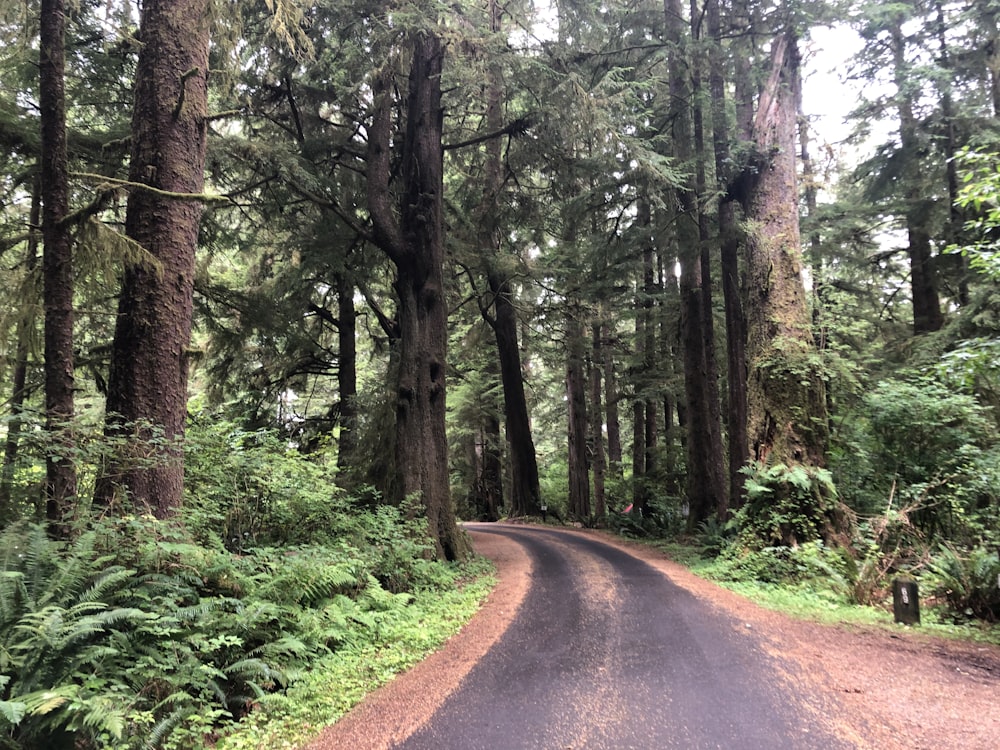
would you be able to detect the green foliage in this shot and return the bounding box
[856,378,998,541]
[0,420,491,749]
[948,148,1000,281]
[926,546,1000,622]
[732,461,847,549]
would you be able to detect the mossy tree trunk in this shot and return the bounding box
[368,31,469,560]
[98,0,210,516]
[742,32,828,467]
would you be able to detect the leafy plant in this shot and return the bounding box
[734,461,848,548]
[926,545,1000,621]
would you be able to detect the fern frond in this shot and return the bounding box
[0,698,26,726]
[19,685,78,715]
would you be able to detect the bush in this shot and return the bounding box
[926,545,1000,621]
[733,461,848,549]
[859,378,997,540]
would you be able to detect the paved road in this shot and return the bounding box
[397,525,848,750]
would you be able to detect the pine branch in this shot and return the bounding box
[444,115,534,151]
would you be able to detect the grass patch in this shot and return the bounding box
[647,537,1000,646]
[215,558,496,750]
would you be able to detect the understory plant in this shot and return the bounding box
[0,421,485,749]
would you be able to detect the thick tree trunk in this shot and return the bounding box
[98,0,210,517]
[368,32,468,560]
[742,33,828,467]
[40,0,76,530]
[566,310,590,519]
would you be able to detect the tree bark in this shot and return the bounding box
[479,2,542,518]
[489,273,542,516]
[590,323,607,517]
[602,322,623,478]
[40,0,77,531]
[889,21,944,334]
[367,31,468,560]
[566,309,591,519]
[742,33,828,467]
[709,0,749,505]
[666,0,726,524]
[478,411,504,521]
[98,0,210,517]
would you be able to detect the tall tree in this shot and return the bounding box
[709,0,750,504]
[39,0,76,529]
[479,0,542,517]
[367,29,468,560]
[742,32,828,466]
[888,16,945,333]
[98,0,211,516]
[665,0,726,524]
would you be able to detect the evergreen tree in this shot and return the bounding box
[97,0,212,517]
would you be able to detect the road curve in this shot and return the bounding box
[394,524,848,750]
[308,524,856,749]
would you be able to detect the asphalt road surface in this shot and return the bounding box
[396,524,848,750]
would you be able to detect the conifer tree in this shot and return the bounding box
[97,0,211,517]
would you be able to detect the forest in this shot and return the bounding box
[1,0,998,747]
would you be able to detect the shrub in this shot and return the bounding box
[925,545,1000,621]
[733,461,848,549]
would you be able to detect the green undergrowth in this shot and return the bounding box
[0,422,498,750]
[216,557,494,750]
[651,538,1000,646]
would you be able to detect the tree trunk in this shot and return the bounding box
[566,309,590,519]
[98,0,210,517]
[631,399,645,511]
[1,178,41,521]
[40,0,76,531]
[490,274,542,516]
[889,22,943,334]
[709,0,749,505]
[478,7,542,517]
[602,322,623,478]
[641,205,657,485]
[367,31,468,560]
[590,323,607,517]
[335,273,359,477]
[478,411,504,521]
[742,33,828,467]
[666,0,726,525]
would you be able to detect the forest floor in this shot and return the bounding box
[307,524,1000,750]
